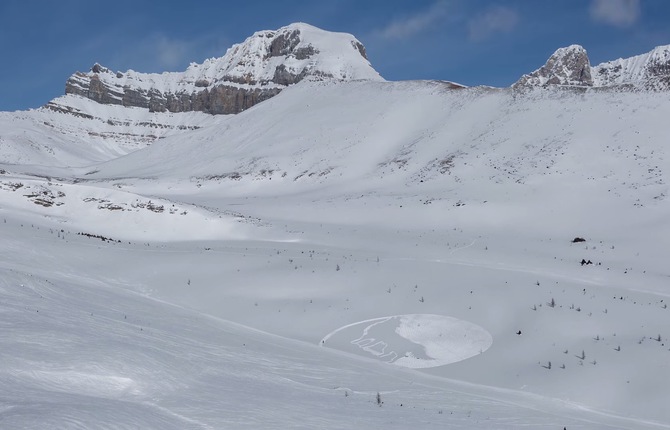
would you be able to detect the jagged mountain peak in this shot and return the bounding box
[554,44,588,56]
[514,44,593,89]
[62,23,382,115]
[187,22,379,86]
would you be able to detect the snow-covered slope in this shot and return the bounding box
[1,235,650,429]
[0,94,218,167]
[65,23,383,115]
[82,78,669,214]
[2,77,670,427]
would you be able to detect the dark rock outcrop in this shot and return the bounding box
[268,29,302,58]
[65,75,283,115]
[351,41,368,60]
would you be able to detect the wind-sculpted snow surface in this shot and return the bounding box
[321,314,492,368]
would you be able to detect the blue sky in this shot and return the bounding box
[1,0,669,111]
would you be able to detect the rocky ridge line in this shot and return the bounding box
[514,44,670,90]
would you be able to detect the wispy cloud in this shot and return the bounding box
[151,35,192,69]
[589,0,641,28]
[107,32,230,72]
[467,6,519,42]
[377,1,449,40]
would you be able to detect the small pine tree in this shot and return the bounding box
[376,392,382,406]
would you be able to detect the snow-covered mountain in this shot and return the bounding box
[515,43,670,90]
[593,44,670,89]
[64,23,383,115]
[2,24,670,429]
[0,23,385,168]
[514,45,593,88]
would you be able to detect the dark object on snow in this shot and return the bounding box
[572,237,586,243]
[78,232,121,243]
[580,259,593,266]
[516,330,522,335]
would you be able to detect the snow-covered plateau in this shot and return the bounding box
[1,24,670,429]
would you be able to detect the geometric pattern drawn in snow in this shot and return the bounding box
[320,314,493,369]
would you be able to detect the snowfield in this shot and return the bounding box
[1,77,669,429]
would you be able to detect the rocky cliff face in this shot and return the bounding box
[64,23,383,115]
[65,70,282,115]
[514,44,670,91]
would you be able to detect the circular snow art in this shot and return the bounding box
[320,314,492,369]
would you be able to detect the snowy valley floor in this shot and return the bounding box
[1,172,669,429]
